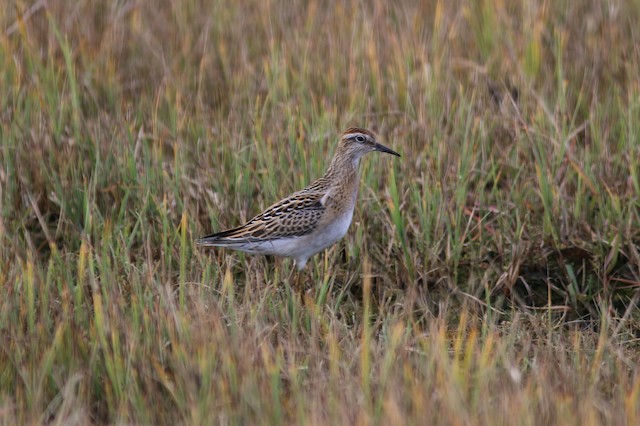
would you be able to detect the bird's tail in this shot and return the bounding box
[196,226,260,246]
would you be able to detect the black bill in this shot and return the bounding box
[374,142,401,157]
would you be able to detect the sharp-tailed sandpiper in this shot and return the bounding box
[196,127,400,270]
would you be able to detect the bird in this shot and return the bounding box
[196,127,400,270]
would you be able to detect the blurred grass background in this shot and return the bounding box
[1,0,639,424]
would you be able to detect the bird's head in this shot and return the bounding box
[337,127,401,159]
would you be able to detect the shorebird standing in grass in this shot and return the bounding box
[196,127,400,270]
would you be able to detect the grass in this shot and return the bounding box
[1,0,639,424]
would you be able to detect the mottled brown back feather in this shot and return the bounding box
[199,190,326,243]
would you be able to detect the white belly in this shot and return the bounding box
[311,209,353,251]
[239,209,353,255]
[216,207,355,269]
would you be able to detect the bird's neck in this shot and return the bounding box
[320,149,362,210]
[324,147,361,183]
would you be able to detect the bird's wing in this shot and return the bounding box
[197,191,326,244]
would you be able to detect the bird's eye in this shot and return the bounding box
[355,135,365,142]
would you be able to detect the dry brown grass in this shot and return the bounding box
[1,0,639,424]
